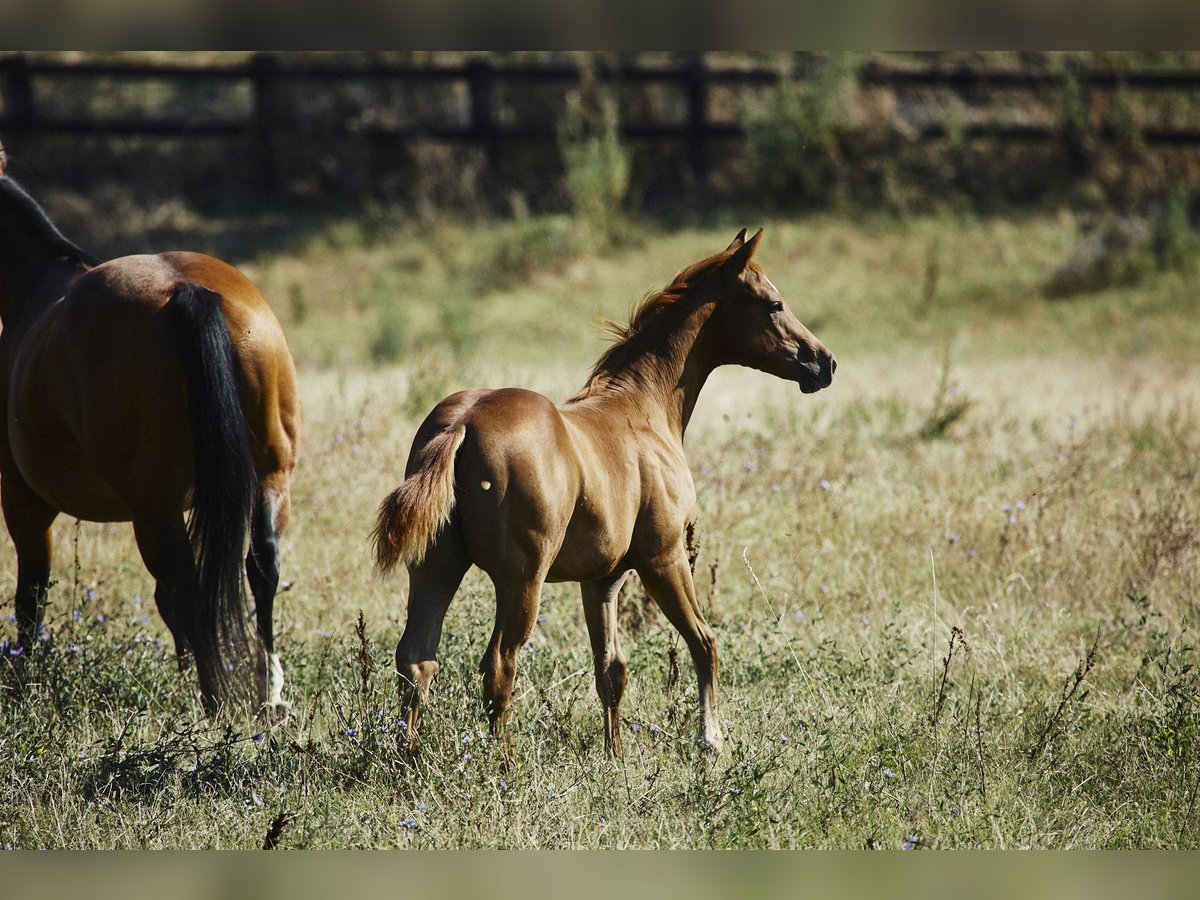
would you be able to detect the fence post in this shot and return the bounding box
[2,55,35,138]
[251,52,283,194]
[686,53,709,201]
[468,58,498,176]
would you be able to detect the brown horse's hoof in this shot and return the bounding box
[255,699,292,725]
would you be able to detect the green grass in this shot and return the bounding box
[2,210,1199,848]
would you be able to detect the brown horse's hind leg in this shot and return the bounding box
[1,477,57,654]
[637,552,724,753]
[133,516,220,712]
[479,575,544,739]
[247,475,291,718]
[581,573,630,756]
[395,533,469,749]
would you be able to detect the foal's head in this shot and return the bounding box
[709,229,836,394]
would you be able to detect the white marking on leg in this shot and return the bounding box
[267,652,285,707]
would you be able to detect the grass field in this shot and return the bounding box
[2,210,1199,848]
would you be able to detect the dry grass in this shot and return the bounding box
[1,210,1199,847]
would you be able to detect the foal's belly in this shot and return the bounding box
[543,505,632,583]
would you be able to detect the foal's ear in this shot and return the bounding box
[725,228,748,252]
[724,228,763,274]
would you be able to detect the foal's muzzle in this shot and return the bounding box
[798,353,836,393]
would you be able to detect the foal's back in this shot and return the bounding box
[415,385,656,584]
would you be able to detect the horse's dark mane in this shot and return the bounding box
[0,176,99,267]
[574,248,747,397]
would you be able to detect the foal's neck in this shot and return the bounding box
[594,295,721,441]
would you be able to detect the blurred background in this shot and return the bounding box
[3,50,1199,257]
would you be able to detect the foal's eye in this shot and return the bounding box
[768,301,784,316]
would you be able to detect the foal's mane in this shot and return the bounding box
[0,176,99,267]
[574,247,740,397]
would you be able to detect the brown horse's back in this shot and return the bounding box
[8,253,298,521]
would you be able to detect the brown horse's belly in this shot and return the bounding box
[13,436,133,522]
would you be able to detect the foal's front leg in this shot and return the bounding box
[636,551,724,753]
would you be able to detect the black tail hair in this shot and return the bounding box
[171,283,257,701]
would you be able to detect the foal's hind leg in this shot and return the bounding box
[133,516,220,712]
[479,574,545,738]
[2,477,57,655]
[581,573,630,756]
[395,534,469,748]
[636,551,724,753]
[246,474,291,717]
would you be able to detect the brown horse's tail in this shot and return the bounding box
[373,426,467,574]
[171,283,256,700]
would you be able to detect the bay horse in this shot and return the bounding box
[0,141,301,715]
[374,229,835,754]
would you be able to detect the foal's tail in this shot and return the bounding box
[171,283,257,696]
[373,426,466,574]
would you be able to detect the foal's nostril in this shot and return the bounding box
[829,356,837,376]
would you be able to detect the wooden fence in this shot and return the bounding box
[4,53,1200,192]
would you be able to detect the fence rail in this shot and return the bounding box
[4,54,1200,190]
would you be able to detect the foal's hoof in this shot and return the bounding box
[255,699,292,725]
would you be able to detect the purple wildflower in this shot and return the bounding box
[252,732,265,743]
[948,533,959,545]
[819,479,832,491]
[400,816,417,828]
[883,768,896,779]
[901,836,918,850]
[343,727,357,737]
